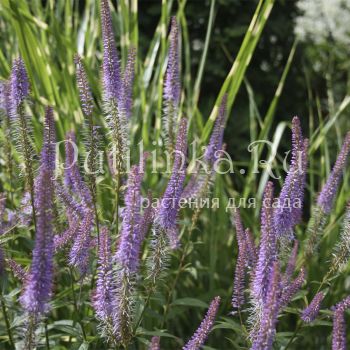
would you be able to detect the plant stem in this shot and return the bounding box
[69,268,87,341]
[0,295,14,349]
[45,319,50,349]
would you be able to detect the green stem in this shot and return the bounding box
[69,268,87,341]
[0,295,14,349]
[45,319,50,349]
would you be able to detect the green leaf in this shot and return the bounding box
[171,298,208,308]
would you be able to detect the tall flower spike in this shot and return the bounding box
[64,131,92,205]
[231,209,248,309]
[100,0,121,101]
[301,292,324,323]
[280,267,306,308]
[232,243,246,310]
[331,202,350,273]
[204,95,227,165]
[274,117,308,238]
[252,181,277,303]
[251,262,281,350]
[331,296,350,350]
[42,107,56,173]
[156,118,188,248]
[183,296,220,350]
[20,164,55,315]
[69,210,94,275]
[332,307,347,350]
[115,162,143,274]
[317,132,350,214]
[75,54,94,117]
[10,57,29,111]
[93,227,114,329]
[6,258,27,282]
[163,17,180,153]
[121,47,136,119]
[283,240,299,285]
[20,106,56,315]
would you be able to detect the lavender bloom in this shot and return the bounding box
[0,80,11,115]
[6,258,27,282]
[64,131,92,205]
[183,296,220,350]
[332,307,347,350]
[121,48,136,118]
[283,240,299,284]
[163,17,180,153]
[245,228,258,269]
[42,107,56,173]
[93,227,113,322]
[100,0,121,102]
[149,336,160,350]
[156,118,188,248]
[301,292,324,323]
[10,57,29,110]
[274,117,308,238]
[331,202,350,272]
[231,209,248,309]
[280,267,306,308]
[204,95,227,165]
[140,191,154,241]
[317,132,350,214]
[164,17,180,105]
[20,106,56,315]
[252,182,277,303]
[74,54,94,117]
[331,296,350,350]
[115,163,143,274]
[20,165,55,315]
[232,243,246,310]
[69,209,93,275]
[251,262,281,350]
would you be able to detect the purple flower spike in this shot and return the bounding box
[301,292,324,323]
[149,336,160,350]
[115,163,143,274]
[232,242,246,310]
[156,118,188,248]
[331,296,350,350]
[183,296,220,350]
[121,47,136,119]
[204,95,227,165]
[20,166,55,315]
[164,17,180,105]
[140,191,154,241]
[93,226,113,322]
[280,267,306,308]
[10,57,29,111]
[274,116,308,238]
[283,240,299,284]
[0,80,11,115]
[42,106,56,173]
[100,0,121,102]
[317,132,350,214]
[332,306,348,350]
[251,262,281,350]
[69,210,94,275]
[163,17,181,153]
[74,54,93,117]
[7,258,27,282]
[64,131,92,205]
[252,181,277,303]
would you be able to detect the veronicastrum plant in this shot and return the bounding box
[1,0,350,349]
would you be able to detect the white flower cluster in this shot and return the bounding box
[295,0,350,47]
